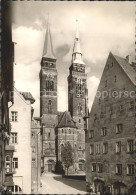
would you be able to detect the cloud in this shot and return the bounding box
[11,1,135,115]
[55,44,70,58]
[12,25,44,65]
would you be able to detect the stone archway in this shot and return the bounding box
[78,159,85,171]
[47,159,55,172]
[113,181,127,195]
[94,179,105,194]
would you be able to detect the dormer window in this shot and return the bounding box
[111,62,113,67]
[105,80,107,87]
[114,75,117,82]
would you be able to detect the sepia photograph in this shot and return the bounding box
[0,1,136,195]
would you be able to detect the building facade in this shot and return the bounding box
[9,88,35,194]
[0,1,15,193]
[40,21,58,172]
[40,22,88,173]
[31,117,42,193]
[86,52,136,195]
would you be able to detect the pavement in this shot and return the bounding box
[37,172,87,194]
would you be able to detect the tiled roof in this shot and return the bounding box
[20,92,35,104]
[112,53,136,86]
[57,111,77,128]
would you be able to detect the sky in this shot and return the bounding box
[11,1,135,116]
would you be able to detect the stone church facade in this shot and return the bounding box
[40,22,88,173]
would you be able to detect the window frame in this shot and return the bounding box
[11,132,18,144]
[92,163,96,172]
[103,142,108,154]
[115,141,121,154]
[116,124,123,134]
[89,130,94,139]
[11,111,18,122]
[127,140,134,153]
[12,158,18,169]
[90,144,94,155]
[98,163,103,173]
[127,164,135,175]
[116,164,122,175]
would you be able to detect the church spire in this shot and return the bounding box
[72,20,85,65]
[42,18,56,59]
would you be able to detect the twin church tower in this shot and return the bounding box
[40,21,88,173]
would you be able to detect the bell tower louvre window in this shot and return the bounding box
[48,100,52,114]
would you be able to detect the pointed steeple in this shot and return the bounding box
[42,19,56,59]
[72,20,85,65]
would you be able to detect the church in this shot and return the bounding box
[39,21,88,173]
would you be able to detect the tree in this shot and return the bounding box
[61,142,74,175]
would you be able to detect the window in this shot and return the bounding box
[32,132,35,138]
[5,155,11,173]
[114,75,117,82]
[48,100,52,113]
[103,143,108,154]
[98,163,103,173]
[129,101,134,109]
[116,164,122,175]
[127,164,135,175]
[90,144,94,155]
[11,133,18,144]
[32,147,36,153]
[78,103,82,115]
[116,142,121,153]
[11,111,18,122]
[79,119,81,123]
[62,129,64,134]
[105,80,107,87]
[69,129,71,134]
[12,158,18,169]
[116,124,123,134]
[92,163,96,172]
[96,144,100,154]
[48,132,50,139]
[89,130,94,139]
[101,127,107,136]
[111,62,114,67]
[46,80,54,91]
[32,159,36,167]
[127,140,134,153]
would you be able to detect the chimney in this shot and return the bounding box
[126,55,132,64]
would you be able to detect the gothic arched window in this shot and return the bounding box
[46,80,54,91]
[46,80,50,91]
[78,103,82,115]
[50,81,54,91]
[48,100,52,113]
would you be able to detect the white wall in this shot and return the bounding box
[10,88,32,194]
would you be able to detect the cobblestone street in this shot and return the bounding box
[38,173,86,194]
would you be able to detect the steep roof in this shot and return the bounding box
[57,111,77,128]
[72,20,85,65]
[20,92,35,104]
[111,53,136,86]
[42,22,56,59]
